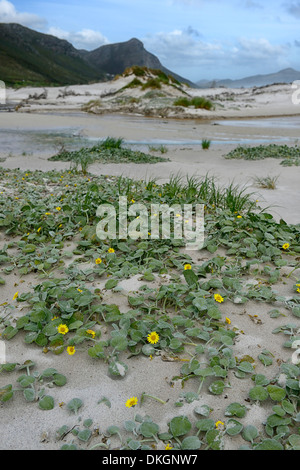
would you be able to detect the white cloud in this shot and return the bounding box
[0,0,46,29]
[235,37,287,61]
[144,30,223,67]
[48,27,109,50]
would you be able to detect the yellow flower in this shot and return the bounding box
[225,317,231,324]
[37,227,42,233]
[184,264,192,270]
[56,206,61,211]
[215,420,224,429]
[13,291,19,301]
[67,346,76,355]
[165,443,173,450]
[45,212,51,216]
[237,215,242,219]
[126,396,138,408]
[51,316,58,321]
[77,288,83,293]
[95,258,102,264]
[108,247,115,253]
[297,288,300,293]
[57,324,69,335]
[147,331,159,344]
[86,329,96,338]
[214,293,224,303]
[282,243,290,250]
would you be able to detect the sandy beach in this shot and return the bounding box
[0,78,300,451]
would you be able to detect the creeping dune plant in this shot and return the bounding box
[0,166,300,450]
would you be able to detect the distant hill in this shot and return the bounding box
[0,23,194,87]
[197,68,300,89]
[0,23,105,86]
[84,38,196,87]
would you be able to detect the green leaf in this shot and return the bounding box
[266,385,286,402]
[67,397,83,414]
[108,360,128,377]
[98,396,111,408]
[181,436,201,450]
[0,384,13,402]
[17,375,35,388]
[225,402,247,418]
[105,279,118,289]
[23,388,35,402]
[206,429,222,450]
[39,395,54,410]
[225,419,243,436]
[128,440,141,450]
[139,421,159,438]
[242,425,258,443]
[53,373,67,387]
[195,419,215,432]
[237,361,254,374]
[208,380,225,395]
[183,269,198,286]
[77,429,92,442]
[248,385,269,401]
[254,439,283,450]
[169,415,192,437]
[110,334,128,351]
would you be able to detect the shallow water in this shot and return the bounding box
[0,115,298,156]
[215,116,300,129]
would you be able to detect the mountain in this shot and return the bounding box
[197,68,300,89]
[0,23,194,87]
[84,37,195,86]
[0,23,105,86]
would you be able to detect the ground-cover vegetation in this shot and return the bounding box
[48,137,169,173]
[0,166,300,450]
[224,144,300,166]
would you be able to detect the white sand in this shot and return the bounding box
[0,79,300,450]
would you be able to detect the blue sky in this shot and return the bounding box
[1,0,300,82]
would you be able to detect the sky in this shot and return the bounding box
[0,0,300,82]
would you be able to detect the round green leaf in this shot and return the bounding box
[248,385,269,401]
[23,388,35,402]
[181,436,201,450]
[242,425,258,443]
[169,415,192,437]
[39,395,54,410]
[139,421,159,438]
[53,373,67,387]
[77,429,92,442]
[225,419,243,436]
[266,385,286,401]
[225,402,247,418]
[67,397,83,414]
[209,380,225,395]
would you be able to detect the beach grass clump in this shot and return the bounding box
[174,96,214,110]
[202,139,211,150]
[253,175,279,190]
